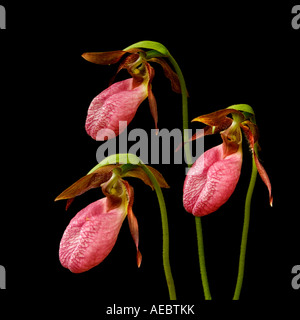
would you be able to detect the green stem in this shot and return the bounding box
[140,163,177,300]
[167,54,192,166]
[167,54,211,300]
[195,217,212,300]
[233,155,257,300]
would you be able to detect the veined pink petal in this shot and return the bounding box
[59,198,127,273]
[183,143,242,217]
[85,78,148,140]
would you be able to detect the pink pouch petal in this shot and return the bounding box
[183,144,242,217]
[59,198,126,273]
[85,78,148,140]
[183,144,222,213]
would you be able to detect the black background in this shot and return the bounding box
[0,0,299,315]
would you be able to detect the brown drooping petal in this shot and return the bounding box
[150,58,182,94]
[240,121,273,206]
[122,165,170,190]
[81,51,128,65]
[55,165,119,201]
[146,64,158,130]
[123,181,142,268]
[192,108,244,127]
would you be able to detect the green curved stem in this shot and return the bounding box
[233,155,257,300]
[124,40,170,56]
[167,53,211,300]
[195,217,212,299]
[166,54,192,166]
[140,163,177,300]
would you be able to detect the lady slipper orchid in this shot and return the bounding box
[55,163,169,273]
[59,177,136,273]
[82,48,181,140]
[183,107,273,217]
[184,122,243,216]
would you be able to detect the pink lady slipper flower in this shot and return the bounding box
[183,108,273,217]
[55,164,169,273]
[82,49,181,140]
